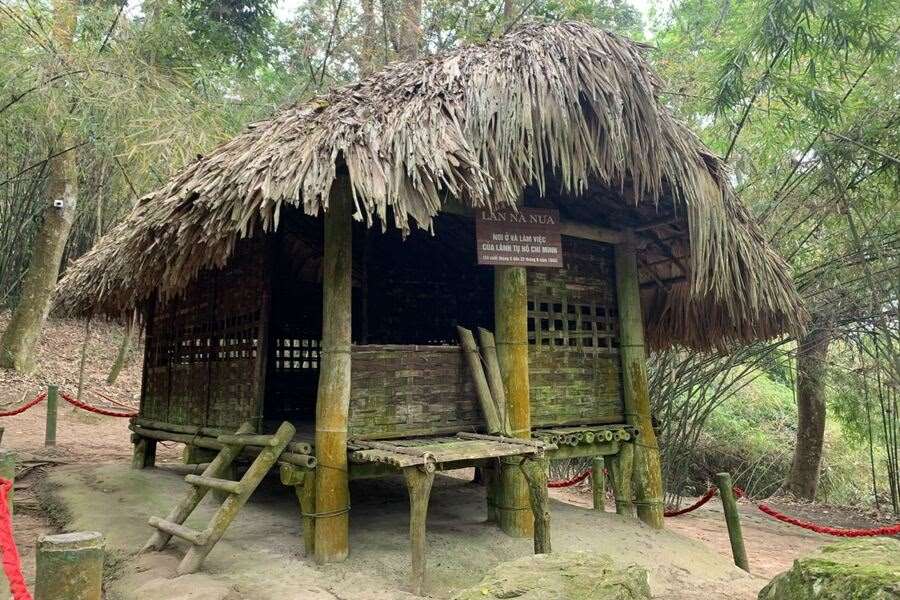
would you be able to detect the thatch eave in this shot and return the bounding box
[54,21,807,351]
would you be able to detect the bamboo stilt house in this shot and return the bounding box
[57,21,805,583]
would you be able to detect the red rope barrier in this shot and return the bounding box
[548,469,591,488]
[0,393,46,418]
[60,392,136,418]
[0,479,33,600]
[732,487,900,538]
[664,487,718,517]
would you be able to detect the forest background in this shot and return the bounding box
[0,0,897,512]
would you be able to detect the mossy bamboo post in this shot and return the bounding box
[494,265,532,538]
[591,456,606,511]
[715,472,749,572]
[301,469,317,555]
[45,384,58,447]
[314,177,353,563]
[607,441,634,516]
[403,464,435,595]
[614,238,664,528]
[35,532,104,600]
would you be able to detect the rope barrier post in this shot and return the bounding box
[35,531,104,600]
[0,426,4,446]
[591,457,605,512]
[715,473,749,573]
[0,452,13,515]
[44,385,58,447]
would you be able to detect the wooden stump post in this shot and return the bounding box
[494,265,532,538]
[615,239,664,528]
[131,435,157,470]
[607,442,634,516]
[45,384,58,447]
[715,472,749,572]
[314,177,353,564]
[35,532,104,600]
[280,463,317,556]
[404,464,435,595]
[591,456,606,511]
[520,458,551,554]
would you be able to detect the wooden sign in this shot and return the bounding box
[475,208,563,268]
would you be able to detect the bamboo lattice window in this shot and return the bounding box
[274,337,321,372]
[528,299,619,351]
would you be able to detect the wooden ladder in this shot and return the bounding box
[143,421,296,575]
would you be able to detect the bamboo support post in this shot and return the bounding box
[35,532,104,600]
[477,327,511,434]
[0,450,14,514]
[607,442,634,516]
[715,472,749,572]
[301,470,317,555]
[45,384,58,447]
[519,458,551,554]
[494,265,532,538]
[404,464,435,595]
[592,456,606,511]
[314,177,353,564]
[143,422,254,551]
[456,326,502,434]
[615,239,664,528]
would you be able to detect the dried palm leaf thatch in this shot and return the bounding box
[56,21,805,350]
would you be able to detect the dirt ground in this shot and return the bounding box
[1,316,895,599]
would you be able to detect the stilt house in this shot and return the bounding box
[58,22,805,588]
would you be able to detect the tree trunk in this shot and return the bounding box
[0,0,78,372]
[358,0,377,77]
[393,0,422,60]
[784,321,832,500]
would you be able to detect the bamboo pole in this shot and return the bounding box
[494,265,532,537]
[614,238,664,529]
[314,177,353,563]
[477,327,511,434]
[456,326,501,433]
[45,384,58,447]
[591,457,606,511]
[715,472,749,572]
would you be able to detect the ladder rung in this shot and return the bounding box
[216,433,278,447]
[185,474,243,495]
[148,517,208,546]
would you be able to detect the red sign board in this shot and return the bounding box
[475,208,563,268]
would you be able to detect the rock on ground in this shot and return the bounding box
[758,537,900,600]
[451,551,651,600]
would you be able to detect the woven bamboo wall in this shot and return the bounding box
[140,237,266,429]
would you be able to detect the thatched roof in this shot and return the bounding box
[56,21,805,350]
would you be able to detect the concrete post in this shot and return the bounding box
[35,531,104,600]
